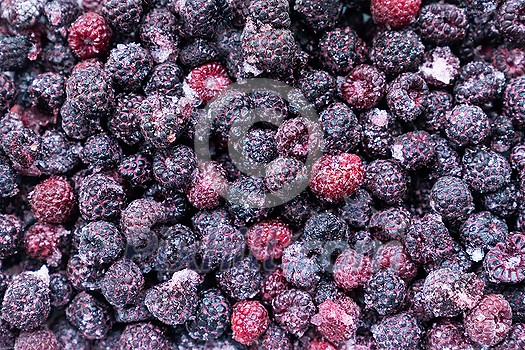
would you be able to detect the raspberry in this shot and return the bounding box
[231,300,269,345]
[341,64,386,110]
[311,295,360,343]
[139,94,186,148]
[76,221,125,266]
[0,34,31,71]
[333,248,372,291]
[417,3,468,45]
[2,127,41,170]
[429,176,474,223]
[246,219,293,261]
[460,211,508,262]
[100,0,143,33]
[391,131,436,171]
[139,8,180,64]
[23,223,68,267]
[66,255,106,291]
[117,322,170,350]
[318,27,367,75]
[187,162,226,210]
[371,313,423,349]
[29,176,75,224]
[481,182,519,219]
[424,321,476,350]
[78,173,126,221]
[0,158,18,198]
[154,224,198,274]
[36,130,81,175]
[298,70,336,110]
[49,272,73,308]
[227,175,271,226]
[272,289,315,336]
[119,153,152,188]
[107,93,144,146]
[484,233,525,283]
[319,102,361,154]
[241,21,296,72]
[503,77,525,127]
[100,259,144,308]
[105,43,153,92]
[81,133,122,171]
[15,327,60,350]
[144,63,183,97]
[365,159,408,205]
[405,213,454,264]
[462,147,511,193]
[371,30,424,76]
[309,153,364,202]
[372,241,417,280]
[419,47,461,88]
[187,288,231,341]
[464,294,512,346]
[259,323,292,350]
[496,0,525,46]
[281,242,321,290]
[422,268,484,318]
[364,270,406,315]
[68,12,112,59]
[153,145,197,191]
[492,46,525,79]
[369,207,412,242]
[454,61,505,108]
[261,268,289,303]
[386,72,428,122]
[144,269,202,326]
[0,73,16,114]
[274,117,312,160]
[371,0,421,29]
[216,256,263,300]
[493,323,525,350]
[120,198,166,250]
[293,0,341,33]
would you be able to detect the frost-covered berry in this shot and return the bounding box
[76,221,125,266]
[445,104,490,148]
[216,256,262,301]
[429,176,474,223]
[117,322,170,350]
[231,300,269,345]
[100,259,144,308]
[333,248,372,291]
[78,173,126,222]
[460,211,507,262]
[246,220,293,261]
[464,294,512,346]
[105,43,153,92]
[371,312,423,349]
[68,12,112,59]
[311,295,360,343]
[65,292,113,339]
[484,233,525,283]
[272,289,315,337]
[15,327,60,350]
[187,62,232,102]
[371,0,421,29]
[186,288,231,341]
[23,223,68,267]
[365,159,408,205]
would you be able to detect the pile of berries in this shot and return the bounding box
[0,0,525,349]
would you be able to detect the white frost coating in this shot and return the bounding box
[170,268,203,287]
[420,56,455,85]
[370,109,389,127]
[391,143,404,163]
[467,247,484,262]
[242,61,263,76]
[29,265,50,285]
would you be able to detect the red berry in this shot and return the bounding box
[68,12,112,59]
[187,62,231,102]
[29,176,76,224]
[464,294,512,346]
[311,296,361,343]
[309,153,364,202]
[187,161,228,210]
[261,268,289,303]
[23,222,68,267]
[246,219,293,261]
[370,0,421,29]
[484,233,525,283]
[333,248,373,291]
[231,300,269,345]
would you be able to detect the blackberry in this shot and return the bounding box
[405,213,454,264]
[144,62,183,97]
[249,90,289,123]
[454,61,505,108]
[481,182,519,218]
[372,241,418,281]
[318,27,367,75]
[42,42,77,75]
[1,0,45,29]
[248,0,290,29]
[155,224,198,274]
[503,77,525,127]
[460,211,507,262]
[199,223,244,271]
[81,133,122,171]
[60,100,101,140]
[23,223,68,267]
[139,8,180,63]
[120,198,166,250]
[417,3,468,45]
[153,145,197,191]
[15,328,60,350]
[66,292,113,340]
[364,270,406,315]
[462,147,511,193]
[210,91,253,148]
[49,272,73,308]
[241,21,296,72]
[294,0,341,33]
[179,39,221,69]
[78,173,126,221]
[105,43,153,92]
[484,233,525,283]
[119,153,153,188]
[430,135,462,179]
[444,104,490,148]
[76,221,125,266]
[231,300,269,345]
[279,191,318,227]
[360,108,398,158]
[216,256,262,300]
[492,46,525,79]
[100,259,144,308]
[464,294,512,346]
[493,323,525,350]
[68,12,112,59]
[43,0,80,39]
[496,0,525,46]
[66,255,106,291]
[187,161,228,210]
[117,322,170,350]
[311,296,360,343]
[369,207,412,242]
[36,130,81,175]
[419,47,460,88]
[227,175,271,225]
[100,0,143,33]
[302,211,350,243]
[281,242,321,290]
[0,158,18,198]
[176,0,221,38]
[235,127,277,166]
[319,102,361,154]
[144,269,202,326]
[264,157,307,201]
[0,214,23,258]
[297,70,336,111]
[503,285,525,322]
[192,208,232,235]
[0,34,31,71]
[341,64,386,111]
[272,289,315,336]
[490,114,517,153]
[425,321,476,350]
[386,72,429,122]
[29,176,76,224]
[1,128,41,170]
[391,131,436,171]
[365,159,408,204]
[371,312,423,350]
[429,176,474,223]
[370,30,424,76]
[27,72,65,116]
[260,268,289,303]
[139,94,186,148]
[333,248,373,291]
[107,93,144,146]
[187,288,231,341]
[259,323,292,350]
[246,219,293,261]
[370,0,421,29]
[338,188,373,229]
[0,73,17,114]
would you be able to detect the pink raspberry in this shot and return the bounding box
[29,176,76,224]
[333,248,373,291]
[246,219,294,261]
[187,62,232,102]
[464,294,512,346]
[231,300,269,345]
[68,12,112,59]
[311,295,361,343]
[370,0,422,29]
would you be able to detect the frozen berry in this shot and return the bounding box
[0,214,23,259]
[154,224,198,275]
[105,43,153,92]
[319,102,361,154]
[429,176,474,223]
[0,73,17,114]
[417,3,468,45]
[261,268,289,303]
[100,259,144,308]
[371,0,421,29]
[107,93,144,146]
[496,0,525,46]
[341,64,386,110]
[29,176,75,224]
[365,159,408,205]
[464,294,512,346]
[503,77,525,127]
[391,131,436,171]
[311,296,360,343]
[231,300,269,345]
[386,72,428,122]
[424,321,476,350]
[419,47,460,88]
[117,322,170,350]
[454,61,505,108]
[372,241,417,281]
[68,12,112,59]
[272,289,315,336]
[100,0,143,34]
[78,173,126,221]
[371,312,423,349]
[15,327,60,350]
[49,272,73,308]
[188,62,232,102]
[216,256,262,301]
[318,27,367,75]
[80,133,122,171]
[364,270,406,315]
[370,30,424,76]
[460,211,507,262]
[23,223,68,267]
[66,292,113,340]
[144,62,183,97]
[333,248,372,291]
[484,233,525,283]
[187,288,231,341]
[246,219,293,261]
[462,147,511,193]
[139,94,186,148]
[281,242,321,290]
[405,213,454,264]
